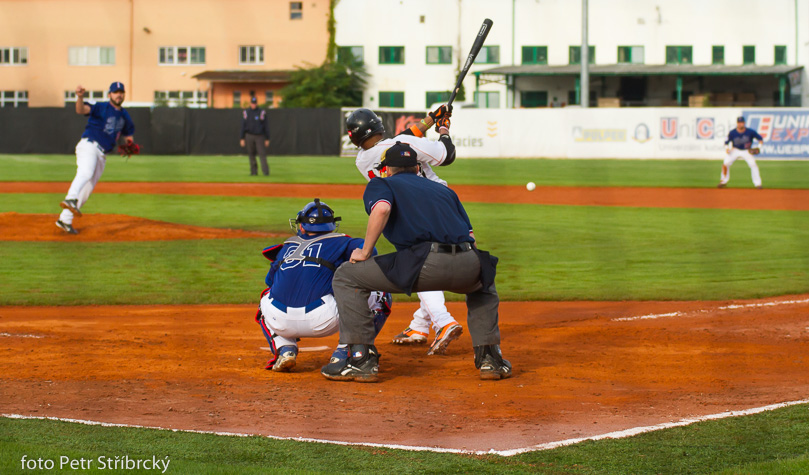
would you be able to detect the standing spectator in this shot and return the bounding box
[240,96,271,176]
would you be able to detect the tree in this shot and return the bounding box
[280,56,366,108]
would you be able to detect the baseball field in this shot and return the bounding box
[2,154,809,473]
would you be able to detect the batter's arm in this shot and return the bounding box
[351,201,391,263]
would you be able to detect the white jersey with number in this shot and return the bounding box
[355,134,448,186]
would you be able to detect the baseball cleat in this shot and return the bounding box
[321,344,380,382]
[60,199,82,217]
[478,354,513,380]
[427,322,463,355]
[755,185,763,189]
[717,183,727,189]
[272,346,298,372]
[392,327,428,344]
[55,220,79,235]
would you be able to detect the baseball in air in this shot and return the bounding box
[526,182,536,191]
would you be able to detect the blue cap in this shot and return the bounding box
[737,116,745,122]
[250,96,258,104]
[109,81,125,93]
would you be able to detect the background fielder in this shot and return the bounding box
[57,82,135,234]
[718,115,764,189]
[346,105,463,356]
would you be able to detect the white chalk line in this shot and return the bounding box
[5,398,809,457]
[0,332,44,339]
[612,298,809,322]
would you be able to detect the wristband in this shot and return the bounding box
[409,125,424,137]
[420,119,427,125]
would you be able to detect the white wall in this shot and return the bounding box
[335,0,808,108]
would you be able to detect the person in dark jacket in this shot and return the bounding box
[240,96,270,176]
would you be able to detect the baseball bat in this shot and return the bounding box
[447,18,493,107]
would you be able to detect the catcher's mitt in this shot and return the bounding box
[118,140,141,158]
[749,148,760,155]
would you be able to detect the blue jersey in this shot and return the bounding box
[725,128,763,150]
[82,102,135,153]
[363,172,474,251]
[264,234,373,307]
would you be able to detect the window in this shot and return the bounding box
[426,46,452,64]
[379,46,404,64]
[522,46,547,64]
[337,46,363,64]
[68,47,115,66]
[233,91,242,107]
[521,91,547,108]
[712,46,724,65]
[775,45,787,65]
[379,91,404,108]
[64,90,105,104]
[426,91,451,108]
[159,46,205,65]
[743,45,755,65]
[290,2,302,19]
[239,46,264,65]
[265,91,275,107]
[1,90,28,107]
[569,46,595,65]
[665,46,692,64]
[474,46,499,64]
[0,47,28,65]
[474,91,500,109]
[154,90,208,108]
[617,46,644,64]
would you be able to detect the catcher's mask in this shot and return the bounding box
[346,108,385,147]
[290,198,341,234]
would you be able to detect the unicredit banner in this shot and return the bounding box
[342,107,809,160]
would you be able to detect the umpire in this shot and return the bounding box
[323,141,512,383]
[240,96,271,176]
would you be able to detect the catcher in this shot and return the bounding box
[717,116,764,189]
[255,199,392,372]
[57,82,139,234]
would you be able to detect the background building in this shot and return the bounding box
[334,0,808,109]
[0,0,330,108]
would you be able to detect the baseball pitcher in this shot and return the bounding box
[57,82,137,234]
[345,105,463,356]
[255,199,391,372]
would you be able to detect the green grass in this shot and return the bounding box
[2,194,808,305]
[2,154,808,188]
[2,404,808,474]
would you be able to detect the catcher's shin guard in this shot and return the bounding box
[255,306,278,369]
[371,292,392,337]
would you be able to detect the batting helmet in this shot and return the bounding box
[291,198,341,234]
[346,108,385,146]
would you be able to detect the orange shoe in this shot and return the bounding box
[392,327,428,344]
[427,322,463,355]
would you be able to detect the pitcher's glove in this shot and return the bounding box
[428,104,453,122]
[118,139,141,158]
[749,147,760,155]
[435,117,450,133]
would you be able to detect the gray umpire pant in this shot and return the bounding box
[332,248,501,347]
[245,133,269,175]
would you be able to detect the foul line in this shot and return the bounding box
[612,298,809,322]
[5,398,809,457]
[0,332,43,339]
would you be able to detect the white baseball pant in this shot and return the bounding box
[720,148,762,187]
[406,291,457,334]
[59,138,107,225]
[260,292,388,350]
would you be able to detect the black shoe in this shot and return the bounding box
[474,344,512,380]
[321,344,380,382]
[55,220,79,235]
[59,199,82,217]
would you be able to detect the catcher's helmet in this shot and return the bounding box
[291,198,341,234]
[346,108,385,146]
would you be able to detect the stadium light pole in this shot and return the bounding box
[581,0,589,108]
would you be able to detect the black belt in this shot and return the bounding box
[430,242,473,254]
